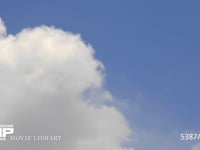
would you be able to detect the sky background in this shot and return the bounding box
[0,0,200,149]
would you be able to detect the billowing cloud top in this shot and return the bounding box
[0,18,133,150]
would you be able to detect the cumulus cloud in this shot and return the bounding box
[0,18,133,150]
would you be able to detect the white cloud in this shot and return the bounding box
[0,18,6,37]
[192,143,200,150]
[0,18,133,150]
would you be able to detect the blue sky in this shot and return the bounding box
[1,0,200,149]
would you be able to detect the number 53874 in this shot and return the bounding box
[180,133,200,141]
